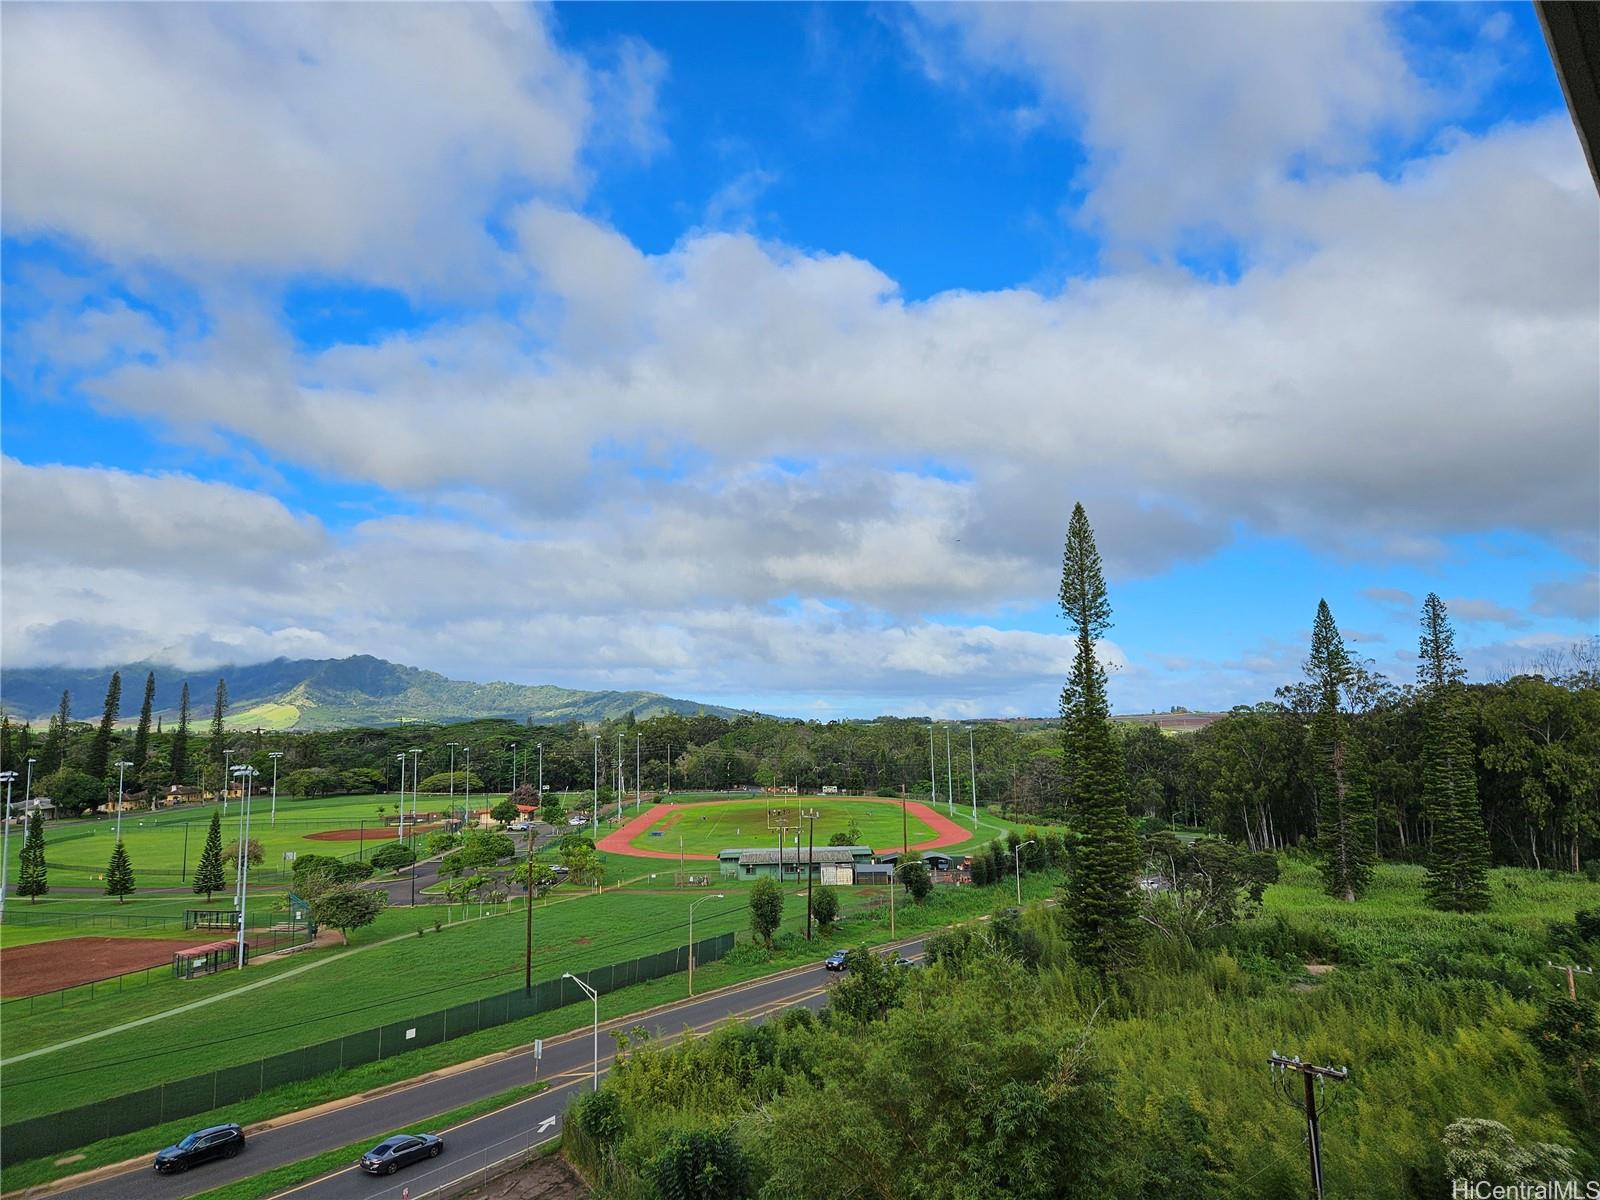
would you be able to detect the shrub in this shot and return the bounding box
[370,842,418,871]
[649,1127,751,1200]
[812,886,840,931]
[749,878,784,945]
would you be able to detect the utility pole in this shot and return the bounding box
[447,742,459,827]
[635,735,641,813]
[592,736,600,841]
[967,729,978,826]
[524,853,536,995]
[928,723,937,810]
[1269,1053,1349,1200]
[1548,961,1596,999]
[616,733,624,823]
[802,809,819,939]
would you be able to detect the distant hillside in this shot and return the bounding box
[0,655,750,731]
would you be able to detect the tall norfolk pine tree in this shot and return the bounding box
[40,690,70,775]
[193,810,227,901]
[170,682,192,786]
[208,678,229,796]
[1058,503,1143,973]
[132,672,156,779]
[105,840,136,903]
[87,671,122,783]
[1307,600,1375,901]
[17,810,48,902]
[1419,594,1491,912]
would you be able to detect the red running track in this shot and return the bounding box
[595,798,975,861]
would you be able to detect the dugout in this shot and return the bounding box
[173,940,246,979]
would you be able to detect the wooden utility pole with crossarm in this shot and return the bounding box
[1269,1053,1349,1200]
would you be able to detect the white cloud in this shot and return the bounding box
[910,2,1429,250]
[0,4,653,288]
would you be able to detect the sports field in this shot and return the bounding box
[606,795,973,859]
[2,791,494,891]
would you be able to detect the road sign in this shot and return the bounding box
[533,1039,542,1060]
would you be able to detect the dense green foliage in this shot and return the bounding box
[567,860,1599,1200]
[309,883,386,937]
[1059,503,1142,971]
[369,841,417,871]
[810,885,838,931]
[748,879,783,945]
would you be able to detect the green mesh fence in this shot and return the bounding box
[0,932,733,1167]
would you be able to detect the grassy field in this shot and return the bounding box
[2,791,503,891]
[627,797,943,856]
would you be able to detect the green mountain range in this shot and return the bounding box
[0,655,749,731]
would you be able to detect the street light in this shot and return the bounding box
[562,973,600,1091]
[267,752,283,826]
[687,893,725,996]
[1014,839,1036,906]
[0,771,17,919]
[24,757,36,811]
[408,748,421,842]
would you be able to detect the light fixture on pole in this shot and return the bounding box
[1014,839,1036,906]
[0,771,17,920]
[114,760,133,841]
[395,754,408,841]
[24,757,36,810]
[967,729,978,825]
[232,764,258,968]
[687,893,725,996]
[562,973,600,1091]
[267,751,283,826]
[447,742,460,827]
[408,748,421,844]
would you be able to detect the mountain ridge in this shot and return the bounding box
[0,655,751,731]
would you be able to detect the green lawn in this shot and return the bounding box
[628,796,942,856]
[4,791,507,890]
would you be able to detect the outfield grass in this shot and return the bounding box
[4,791,507,890]
[626,796,941,857]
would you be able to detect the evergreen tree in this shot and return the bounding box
[40,690,70,775]
[193,809,227,900]
[1419,595,1491,911]
[17,810,48,902]
[207,678,229,796]
[1307,600,1375,901]
[132,671,156,779]
[1058,503,1143,973]
[87,671,122,782]
[171,682,191,785]
[0,715,12,773]
[105,840,136,903]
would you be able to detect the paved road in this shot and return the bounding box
[46,939,924,1200]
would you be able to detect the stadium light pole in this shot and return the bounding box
[537,742,543,798]
[616,733,624,824]
[945,728,954,817]
[0,771,17,920]
[223,748,235,816]
[395,754,407,841]
[409,748,421,845]
[510,743,518,794]
[267,751,283,826]
[24,757,35,809]
[563,973,600,1091]
[968,729,978,826]
[635,735,641,813]
[928,722,937,810]
[114,760,133,841]
[1014,839,1036,906]
[687,893,725,996]
[447,742,460,828]
[464,745,472,828]
[233,765,258,968]
[592,736,600,840]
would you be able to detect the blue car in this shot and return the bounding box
[824,950,849,971]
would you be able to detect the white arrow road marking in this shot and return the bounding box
[538,1116,558,1133]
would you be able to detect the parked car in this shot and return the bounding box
[892,956,919,969]
[153,1124,245,1173]
[567,814,587,826]
[359,1133,444,1175]
[824,950,849,971]
[510,820,531,831]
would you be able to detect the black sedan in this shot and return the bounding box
[152,1124,245,1173]
[824,950,849,971]
[359,1133,444,1175]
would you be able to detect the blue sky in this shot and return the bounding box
[2,2,1596,718]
